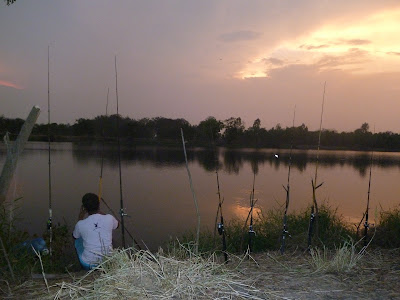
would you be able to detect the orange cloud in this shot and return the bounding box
[238,7,400,79]
[0,80,23,90]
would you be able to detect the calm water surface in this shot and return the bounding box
[1,142,400,250]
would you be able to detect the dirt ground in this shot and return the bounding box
[239,248,400,299]
[2,248,400,299]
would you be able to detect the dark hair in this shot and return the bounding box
[82,193,100,214]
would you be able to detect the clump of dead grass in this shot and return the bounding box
[45,245,266,299]
[309,238,366,273]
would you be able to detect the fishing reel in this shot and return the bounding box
[47,217,52,230]
[120,208,128,217]
[309,205,315,220]
[248,225,256,237]
[217,223,224,235]
[282,228,292,239]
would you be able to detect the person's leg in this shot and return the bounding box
[74,238,92,270]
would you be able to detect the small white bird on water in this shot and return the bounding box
[274,154,279,158]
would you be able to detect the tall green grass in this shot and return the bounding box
[0,198,33,281]
[372,207,400,248]
[174,204,357,255]
[176,204,400,257]
[0,201,79,283]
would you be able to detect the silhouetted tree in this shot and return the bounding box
[4,114,400,151]
[0,116,24,136]
[196,116,223,143]
[153,117,193,140]
[354,122,372,148]
[223,117,245,145]
[355,122,370,134]
[244,118,266,147]
[73,118,95,136]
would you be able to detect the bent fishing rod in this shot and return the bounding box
[46,45,53,256]
[211,133,228,262]
[115,56,127,248]
[307,82,326,250]
[280,105,296,254]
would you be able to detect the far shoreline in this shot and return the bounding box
[10,135,400,153]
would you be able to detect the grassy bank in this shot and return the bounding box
[5,245,400,299]
[176,204,357,255]
[1,203,400,287]
[0,200,81,284]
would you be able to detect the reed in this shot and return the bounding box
[280,105,296,254]
[307,83,327,249]
[181,128,201,255]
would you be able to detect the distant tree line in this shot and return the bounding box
[1,114,400,150]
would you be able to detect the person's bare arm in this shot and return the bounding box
[78,205,87,220]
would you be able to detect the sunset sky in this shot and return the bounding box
[1,1,400,132]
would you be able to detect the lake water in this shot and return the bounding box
[1,142,400,250]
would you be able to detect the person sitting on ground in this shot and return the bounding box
[73,193,118,270]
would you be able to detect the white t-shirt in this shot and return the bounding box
[73,213,118,265]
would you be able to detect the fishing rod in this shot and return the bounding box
[211,132,228,262]
[115,56,126,248]
[99,197,141,249]
[363,128,375,247]
[46,45,53,256]
[97,87,141,250]
[98,88,109,202]
[307,82,326,250]
[280,105,296,254]
[248,170,256,254]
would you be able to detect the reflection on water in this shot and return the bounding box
[69,144,400,177]
[1,142,400,250]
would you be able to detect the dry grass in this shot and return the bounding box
[4,246,400,299]
[38,246,268,299]
[309,231,377,274]
[309,239,366,273]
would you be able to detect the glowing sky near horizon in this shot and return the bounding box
[239,8,400,78]
[1,1,400,132]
